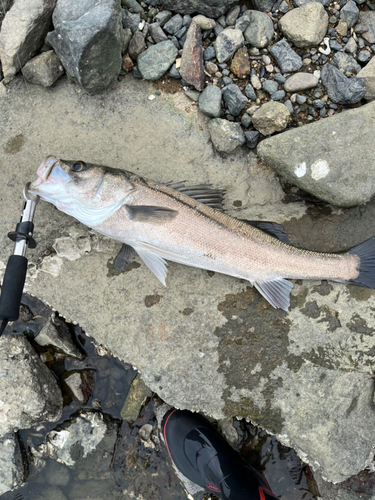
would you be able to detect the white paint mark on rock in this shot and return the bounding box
[311,159,330,180]
[294,162,307,178]
[332,131,336,135]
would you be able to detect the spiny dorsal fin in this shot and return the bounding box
[165,181,226,211]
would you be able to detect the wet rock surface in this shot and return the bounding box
[0,432,27,494]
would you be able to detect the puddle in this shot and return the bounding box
[0,294,317,500]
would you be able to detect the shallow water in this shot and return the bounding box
[0,294,316,500]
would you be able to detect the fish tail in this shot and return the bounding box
[345,237,375,289]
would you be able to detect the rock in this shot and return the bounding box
[22,50,64,87]
[251,73,262,90]
[222,84,248,116]
[230,47,250,78]
[34,314,84,359]
[271,89,286,100]
[313,470,375,500]
[343,37,357,54]
[154,10,172,26]
[198,85,222,117]
[185,89,200,101]
[244,130,260,149]
[241,112,252,128]
[235,15,250,32]
[122,0,144,13]
[139,423,154,442]
[168,63,181,78]
[0,433,26,494]
[279,3,328,48]
[44,460,70,487]
[179,21,204,91]
[122,9,140,33]
[47,0,122,94]
[207,118,245,153]
[122,55,134,73]
[331,52,361,74]
[213,28,244,64]
[148,23,168,43]
[252,0,276,11]
[0,335,62,436]
[204,46,216,61]
[284,72,318,92]
[137,40,178,80]
[225,5,240,26]
[244,11,274,49]
[262,79,278,95]
[252,101,290,135]
[121,374,152,421]
[192,14,215,30]
[205,61,218,74]
[154,0,240,18]
[294,0,329,5]
[358,49,371,64]
[257,100,375,206]
[164,13,183,35]
[321,63,366,104]
[128,31,146,60]
[269,39,303,73]
[358,11,375,44]
[245,83,257,100]
[121,27,132,54]
[340,0,359,29]
[62,370,95,405]
[0,0,56,82]
[358,56,375,101]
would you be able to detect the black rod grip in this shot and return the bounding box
[0,255,28,321]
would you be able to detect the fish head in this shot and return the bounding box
[29,156,135,225]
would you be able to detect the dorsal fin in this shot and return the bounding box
[240,220,290,245]
[165,181,226,211]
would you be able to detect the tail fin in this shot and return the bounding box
[347,237,375,289]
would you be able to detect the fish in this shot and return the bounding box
[28,156,375,311]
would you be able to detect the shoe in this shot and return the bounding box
[162,408,279,500]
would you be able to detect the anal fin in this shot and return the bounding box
[254,279,293,311]
[132,242,169,286]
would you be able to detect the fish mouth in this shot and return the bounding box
[29,156,72,195]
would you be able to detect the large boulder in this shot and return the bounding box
[0,0,56,82]
[257,100,375,207]
[46,0,122,94]
[154,0,239,18]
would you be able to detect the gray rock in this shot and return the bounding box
[128,31,146,60]
[343,36,357,54]
[35,314,84,359]
[241,112,252,128]
[312,99,325,108]
[0,0,57,82]
[149,23,168,43]
[62,370,95,404]
[0,335,62,436]
[284,72,318,92]
[274,73,286,84]
[330,40,343,51]
[321,63,366,104]
[235,15,250,32]
[279,1,289,12]
[244,130,260,148]
[358,49,371,64]
[191,14,215,30]
[154,10,172,27]
[358,11,375,44]
[244,11,274,48]
[252,101,290,135]
[358,56,375,100]
[284,98,294,114]
[198,85,222,117]
[296,94,307,104]
[222,84,248,116]
[47,0,122,94]
[0,433,26,495]
[258,100,375,206]
[185,89,200,101]
[164,13,183,35]
[251,0,276,12]
[271,89,286,100]
[245,83,257,100]
[278,3,328,48]
[22,50,64,87]
[331,52,361,74]
[204,45,216,60]
[44,460,70,487]
[168,63,181,78]
[269,39,303,73]
[294,0,329,5]
[121,27,133,54]
[262,79,279,95]
[213,28,244,64]
[207,118,245,152]
[225,5,240,26]
[122,9,140,33]
[122,0,144,13]
[137,40,178,80]
[183,14,192,27]
[340,0,359,29]
[180,21,204,91]
[154,0,240,18]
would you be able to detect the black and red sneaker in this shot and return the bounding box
[162,408,279,500]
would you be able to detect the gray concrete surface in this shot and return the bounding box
[0,75,375,485]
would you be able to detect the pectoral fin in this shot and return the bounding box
[125,205,178,223]
[254,279,293,311]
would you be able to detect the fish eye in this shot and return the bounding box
[71,161,86,172]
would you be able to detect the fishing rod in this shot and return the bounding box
[0,183,39,336]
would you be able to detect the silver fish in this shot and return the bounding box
[29,156,375,311]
